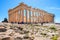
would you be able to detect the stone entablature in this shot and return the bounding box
[8,2,54,23]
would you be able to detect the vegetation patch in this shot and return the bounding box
[50,25,57,31]
[41,33,47,36]
[51,35,58,40]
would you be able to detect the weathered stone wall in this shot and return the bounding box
[8,2,54,23]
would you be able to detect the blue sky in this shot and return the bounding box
[0,0,60,23]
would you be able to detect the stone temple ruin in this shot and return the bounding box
[1,2,59,40]
[8,2,55,24]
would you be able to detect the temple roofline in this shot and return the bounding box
[8,2,54,16]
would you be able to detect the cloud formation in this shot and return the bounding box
[46,7,60,10]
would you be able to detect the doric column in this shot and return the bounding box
[26,9,31,23]
[38,12,39,23]
[26,9,27,23]
[41,11,44,23]
[34,11,36,23]
[20,10,21,22]
[18,9,21,23]
[13,12,15,22]
[39,12,40,23]
[18,10,20,22]
[31,11,32,23]
[33,12,35,23]
[20,9,22,23]
[32,11,34,23]
[36,12,38,23]
[16,11,18,23]
[22,9,24,23]
[15,12,17,22]
[38,13,39,23]
[20,9,22,22]
[27,10,29,23]
[29,10,31,23]
[20,9,24,23]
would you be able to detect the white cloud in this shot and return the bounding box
[46,7,60,10]
[55,19,60,23]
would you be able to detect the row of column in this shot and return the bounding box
[9,9,54,23]
[18,9,43,23]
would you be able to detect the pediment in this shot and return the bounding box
[19,2,28,7]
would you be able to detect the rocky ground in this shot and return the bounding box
[0,23,60,40]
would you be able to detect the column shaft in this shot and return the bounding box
[22,9,24,23]
[32,11,34,23]
[29,10,31,23]
[26,10,27,23]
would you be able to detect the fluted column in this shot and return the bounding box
[32,11,34,23]
[34,12,36,23]
[39,12,41,23]
[36,12,38,23]
[38,12,39,23]
[16,11,18,23]
[26,9,27,23]
[20,10,21,22]
[26,9,31,23]
[15,12,17,22]
[18,10,19,22]
[20,9,23,23]
[18,9,21,23]
[29,10,31,23]
[39,11,42,23]
[41,11,44,23]
[33,12,35,23]
[33,11,35,23]
[22,9,24,23]
[38,13,39,23]
[31,11,32,23]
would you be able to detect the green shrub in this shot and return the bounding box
[41,33,47,36]
[34,25,40,26]
[51,35,58,40]
[50,25,57,31]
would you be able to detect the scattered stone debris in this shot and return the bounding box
[0,23,60,40]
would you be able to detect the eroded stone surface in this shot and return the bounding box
[8,3,54,23]
[0,23,60,40]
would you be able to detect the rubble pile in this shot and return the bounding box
[0,23,60,40]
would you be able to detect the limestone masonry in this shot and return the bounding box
[8,2,54,23]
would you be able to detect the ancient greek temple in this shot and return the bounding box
[8,2,54,23]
